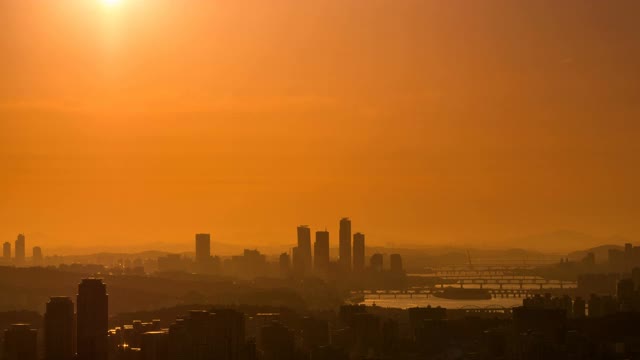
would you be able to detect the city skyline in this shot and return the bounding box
[2,1,640,359]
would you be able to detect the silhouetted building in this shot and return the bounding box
[588,294,618,318]
[279,252,291,277]
[77,278,109,360]
[211,308,245,360]
[227,249,267,279]
[512,307,567,340]
[45,297,75,360]
[195,233,211,263]
[573,297,586,318]
[32,246,43,265]
[577,273,619,297]
[2,241,10,260]
[259,321,294,360]
[297,225,312,274]
[339,304,368,327]
[157,254,188,273]
[310,346,349,360]
[370,253,383,272]
[3,324,38,360]
[390,254,403,273]
[14,234,25,263]
[625,243,633,270]
[609,248,624,271]
[632,267,640,289]
[353,233,365,272]
[140,331,168,360]
[301,317,329,351]
[352,313,381,356]
[617,278,635,309]
[291,246,302,275]
[314,231,330,275]
[162,309,245,360]
[339,218,351,271]
[408,307,446,339]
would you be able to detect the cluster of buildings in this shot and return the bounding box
[1,234,43,266]
[157,218,404,280]
[283,218,403,278]
[8,276,640,359]
[286,218,363,276]
[608,243,640,272]
[0,278,397,360]
[3,278,108,360]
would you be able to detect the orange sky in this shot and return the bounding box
[1,0,639,253]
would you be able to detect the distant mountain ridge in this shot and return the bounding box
[568,244,625,264]
[497,230,632,253]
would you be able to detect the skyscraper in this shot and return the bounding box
[32,246,43,265]
[292,247,303,274]
[339,218,351,271]
[370,253,383,272]
[211,309,245,360]
[353,233,365,272]
[259,321,295,360]
[3,324,38,360]
[77,278,108,360]
[45,297,75,360]
[2,242,10,260]
[314,231,330,275]
[140,331,168,360]
[15,234,25,263]
[390,254,403,273]
[279,253,291,277]
[296,226,312,273]
[195,233,211,263]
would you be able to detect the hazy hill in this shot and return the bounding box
[568,244,625,264]
[497,230,632,253]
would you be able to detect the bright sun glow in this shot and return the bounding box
[102,0,121,6]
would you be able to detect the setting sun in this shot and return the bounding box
[101,0,121,6]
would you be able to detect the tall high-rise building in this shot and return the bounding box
[3,324,38,360]
[314,231,330,275]
[32,246,43,264]
[140,331,169,360]
[15,234,25,263]
[2,242,10,260]
[279,253,291,277]
[292,247,303,274]
[195,233,211,263]
[77,278,108,360]
[45,297,75,360]
[353,233,365,272]
[390,254,403,273]
[165,309,245,360]
[259,321,295,360]
[339,218,351,271]
[296,226,312,274]
[370,253,383,272]
[211,309,245,360]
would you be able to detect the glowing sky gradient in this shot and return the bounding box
[1,0,639,253]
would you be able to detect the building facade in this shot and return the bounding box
[77,279,109,360]
[339,218,351,271]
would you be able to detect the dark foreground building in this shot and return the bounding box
[3,324,37,360]
[45,296,75,360]
[77,278,108,360]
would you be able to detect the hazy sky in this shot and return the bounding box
[1,0,639,253]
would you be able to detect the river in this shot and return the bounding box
[362,295,524,309]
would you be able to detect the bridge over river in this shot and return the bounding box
[353,269,576,299]
[410,268,576,290]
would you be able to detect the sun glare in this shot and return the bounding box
[102,0,121,6]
